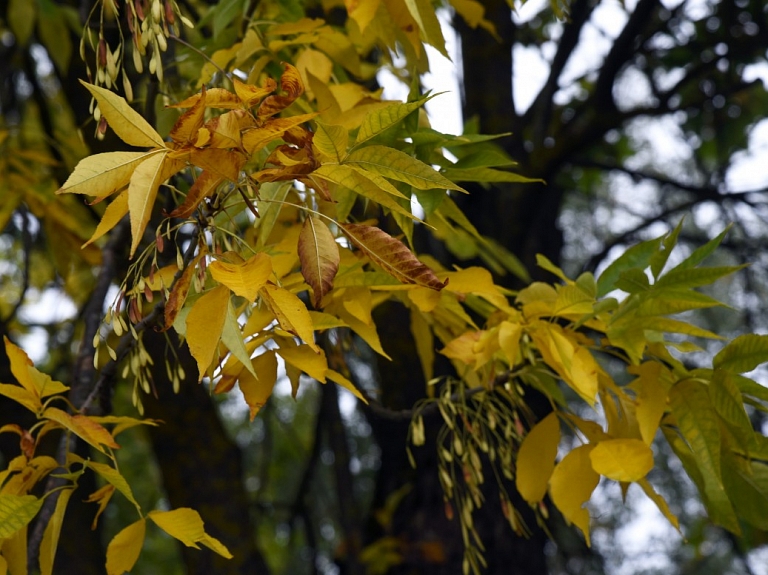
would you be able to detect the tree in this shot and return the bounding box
[2,1,768,574]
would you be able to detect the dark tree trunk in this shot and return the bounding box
[142,331,271,575]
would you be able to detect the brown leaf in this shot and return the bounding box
[168,170,225,219]
[257,63,304,117]
[169,87,207,144]
[298,217,340,308]
[241,112,319,155]
[340,223,447,290]
[162,249,206,331]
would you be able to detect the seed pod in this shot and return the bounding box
[122,71,134,101]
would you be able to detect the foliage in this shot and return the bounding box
[2,0,768,574]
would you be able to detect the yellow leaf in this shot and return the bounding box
[346,0,381,32]
[148,508,232,558]
[241,113,319,154]
[128,151,177,257]
[84,484,115,529]
[0,383,40,412]
[42,408,119,453]
[407,286,441,312]
[81,81,165,148]
[106,518,146,575]
[238,351,278,420]
[56,151,151,197]
[170,88,241,110]
[5,336,69,400]
[516,412,560,505]
[39,488,74,575]
[232,76,276,108]
[440,331,482,366]
[341,223,447,290]
[277,344,328,382]
[298,217,340,308]
[590,438,654,482]
[83,190,129,247]
[549,445,599,546]
[628,362,670,445]
[327,369,367,402]
[444,267,508,309]
[403,0,447,56]
[498,321,522,366]
[296,49,333,98]
[637,478,680,531]
[260,284,319,351]
[185,285,230,380]
[0,494,43,538]
[342,287,373,325]
[209,253,273,302]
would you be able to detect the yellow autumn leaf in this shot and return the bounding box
[128,151,183,257]
[185,285,230,380]
[169,87,207,144]
[238,351,278,420]
[326,369,368,403]
[83,190,129,247]
[0,494,43,538]
[148,508,232,558]
[106,518,146,575]
[346,0,381,32]
[637,478,680,531]
[498,321,522,366]
[443,267,508,309]
[589,438,654,482]
[0,383,40,412]
[5,336,69,400]
[277,344,328,381]
[260,284,319,351]
[56,151,152,197]
[40,487,74,575]
[42,408,119,453]
[81,81,165,148]
[516,412,560,505]
[549,444,599,546]
[209,253,273,302]
[628,362,670,445]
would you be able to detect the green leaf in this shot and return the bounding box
[440,166,541,184]
[722,457,768,531]
[714,334,768,373]
[313,121,348,163]
[710,369,755,452]
[635,289,724,316]
[314,164,418,221]
[345,145,466,192]
[673,225,731,271]
[0,494,43,538]
[354,95,432,147]
[596,236,663,297]
[669,380,740,533]
[655,265,746,289]
[614,269,650,293]
[649,220,683,279]
[255,181,293,246]
[221,301,258,378]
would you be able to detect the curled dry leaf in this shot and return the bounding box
[341,223,447,290]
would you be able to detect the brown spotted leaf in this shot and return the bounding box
[298,217,340,308]
[257,63,304,117]
[341,223,447,290]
